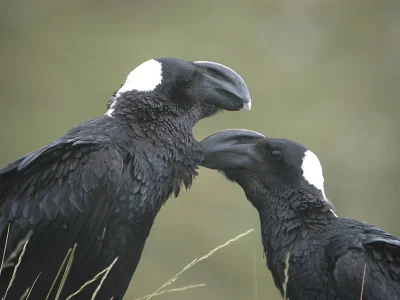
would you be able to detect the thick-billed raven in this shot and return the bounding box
[0,58,251,299]
[200,129,400,300]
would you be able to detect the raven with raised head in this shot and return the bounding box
[0,58,251,299]
[200,129,400,300]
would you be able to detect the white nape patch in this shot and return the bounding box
[117,59,162,96]
[105,101,116,117]
[301,150,327,199]
[105,59,163,117]
[105,110,114,117]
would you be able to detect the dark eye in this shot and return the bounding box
[269,149,282,161]
[178,78,192,88]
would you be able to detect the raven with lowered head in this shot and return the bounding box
[0,58,251,300]
[200,129,400,300]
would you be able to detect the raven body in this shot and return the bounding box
[0,58,251,299]
[200,130,400,300]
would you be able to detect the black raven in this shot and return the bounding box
[0,58,251,300]
[200,129,400,300]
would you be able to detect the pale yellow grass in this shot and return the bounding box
[2,228,255,300]
[135,228,254,300]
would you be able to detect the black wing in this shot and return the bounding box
[333,227,400,299]
[0,139,124,293]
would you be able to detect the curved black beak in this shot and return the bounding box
[192,61,251,111]
[200,129,265,170]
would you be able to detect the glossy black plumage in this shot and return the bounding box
[0,58,251,299]
[200,130,400,300]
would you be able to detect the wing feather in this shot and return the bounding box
[0,139,125,295]
[334,228,400,299]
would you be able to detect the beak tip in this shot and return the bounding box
[241,98,252,111]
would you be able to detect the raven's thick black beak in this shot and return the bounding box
[192,61,251,111]
[200,129,265,170]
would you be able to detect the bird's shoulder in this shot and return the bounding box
[0,136,124,189]
[0,134,127,241]
[325,217,400,253]
[0,117,129,189]
[327,218,400,299]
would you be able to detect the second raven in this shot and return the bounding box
[200,129,400,300]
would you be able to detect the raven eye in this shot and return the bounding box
[269,149,282,161]
[178,78,192,88]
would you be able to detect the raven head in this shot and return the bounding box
[199,129,334,212]
[105,57,251,121]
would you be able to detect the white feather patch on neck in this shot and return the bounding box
[117,59,163,95]
[105,59,163,117]
[301,150,327,199]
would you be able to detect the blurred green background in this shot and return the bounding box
[0,0,399,299]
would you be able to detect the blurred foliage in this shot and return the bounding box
[0,0,399,299]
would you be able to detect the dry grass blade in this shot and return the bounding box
[55,243,78,300]
[90,257,118,300]
[144,229,254,300]
[133,283,206,300]
[0,224,10,276]
[282,252,290,300]
[26,271,42,300]
[65,256,118,300]
[1,236,30,300]
[359,263,367,300]
[18,288,29,300]
[16,272,42,300]
[45,247,74,300]
[2,229,33,270]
